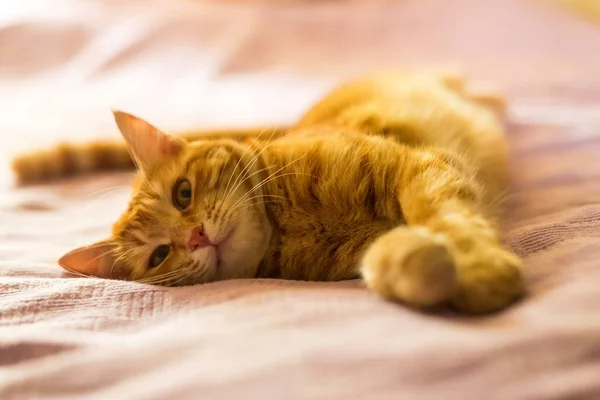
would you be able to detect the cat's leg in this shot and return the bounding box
[361,149,524,314]
[430,67,506,116]
[434,66,465,93]
[445,78,506,116]
[462,83,507,115]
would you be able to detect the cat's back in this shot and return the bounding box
[295,71,510,203]
[262,126,405,222]
[296,71,504,152]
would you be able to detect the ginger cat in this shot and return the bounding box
[13,70,524,314]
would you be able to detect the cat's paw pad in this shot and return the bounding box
[362,227,457,308]
[451,248,524,314]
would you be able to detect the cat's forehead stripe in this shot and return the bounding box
[122,229,145,246]
[182,154,204,178]
[182,143,238,178]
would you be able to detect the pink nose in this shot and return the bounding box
[188,226,210,251]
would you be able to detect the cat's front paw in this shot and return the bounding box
[361,227,457,308]
[450,247,525,314]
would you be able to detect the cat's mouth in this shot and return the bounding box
[186,227,233,278]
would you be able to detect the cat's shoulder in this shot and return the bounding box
[273,123,403,160]
[280,122,376,144]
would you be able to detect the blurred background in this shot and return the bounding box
[0,0,599,186]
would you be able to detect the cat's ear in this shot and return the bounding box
[112,110,185,171]
[58,240,129,280]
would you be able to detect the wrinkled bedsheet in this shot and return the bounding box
[1,0,600,399]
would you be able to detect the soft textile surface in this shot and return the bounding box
[1,0,600,399]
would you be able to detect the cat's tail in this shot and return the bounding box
[11,140,134,185]
[11,127,287,186]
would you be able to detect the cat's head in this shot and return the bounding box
[59,111,273,285]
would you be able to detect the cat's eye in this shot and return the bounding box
[149,245,170,269]
[173,178,192,210]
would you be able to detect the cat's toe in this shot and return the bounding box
[450,248,525,314]
[361,227,457,308]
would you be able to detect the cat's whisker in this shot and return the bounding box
[225,129,266,194]
[217,130,277,221]
[231,198,286,212]
[223,164,275,202]
[226,128,277,195]
[84,186,132,199]
[228,167,313,216]
[157,263,198,287]
[227,195,288,215]
[227,137,276,199]
[60,265,93,278]
[58,245,121,279]
[168,269,196,287]
[227,152,309,212]
[222,128,270,203]
[227,173,298,217]
[111,247,136,275]
[68,187,132,221]
[64,243,120,256]
[215,148,235,197]
[137,259,201,286]
[223,128,279,205]
[227,202,282,221]
[69,241,114,251]
[216,131,268,220]
[86,247,121,266]
[135,269,183,285]
[137,275,176,285]
[213,164,272,223]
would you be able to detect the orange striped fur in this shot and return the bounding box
[12,128,286,185]
[33,70,522,314]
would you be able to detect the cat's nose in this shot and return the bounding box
[188,226,210,251]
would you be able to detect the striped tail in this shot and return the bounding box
[12,126,287,186]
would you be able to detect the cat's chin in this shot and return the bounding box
[211,229,265,282]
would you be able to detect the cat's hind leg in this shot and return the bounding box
[431,67,507,115]
[434,65,466,93]
[361,148,524,314]
[462,82,507,115]
[444,76,507,116]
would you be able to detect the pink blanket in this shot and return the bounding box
[1,0,600,399]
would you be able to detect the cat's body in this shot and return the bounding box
[13,70,524,314]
